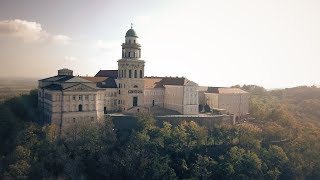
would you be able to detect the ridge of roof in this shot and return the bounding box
[95,70,118,78]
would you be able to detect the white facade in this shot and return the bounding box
[200,87,250,119]
[38,26,201,131]
[38,26,250,131]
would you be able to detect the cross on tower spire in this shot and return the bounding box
[131,23,133,29]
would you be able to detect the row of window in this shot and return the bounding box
[105,92,117,97]
[119,69,143,78]
[126,39,136,44]
[145,91,164,95]
[72,95,89,101]
[64,104,95,112]
[122,50,141,58]
[118,83,139,89]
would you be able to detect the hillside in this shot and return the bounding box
[0,84,320,179]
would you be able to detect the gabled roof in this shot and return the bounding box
[144,77,197,88]
[65,76,92,83]
[39,75,73,82]
[144,78,163,88]
[81,76,117,88]
[98,77,117,88]
[43,83,98,91]
[81,76,108,83]
[95,70,118,78]
[63,83,98,91]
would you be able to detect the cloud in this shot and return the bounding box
[64,56,78,61]
[0,19,71,44]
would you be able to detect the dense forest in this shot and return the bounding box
[1,86,320,179]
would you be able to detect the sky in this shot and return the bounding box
[0,0,319,89]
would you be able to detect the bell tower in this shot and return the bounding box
[117,24,145,112]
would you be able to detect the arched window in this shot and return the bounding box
[134,70,137,78]
[134,52,136,57]
[133,85,138,88]
[78,104,83,111]
[129,70,132,78]
[128,52,131,57]
[140,70,143,78]
[124,70,126,78]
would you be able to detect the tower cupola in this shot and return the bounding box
[122,23,141,59]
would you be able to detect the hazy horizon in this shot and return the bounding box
[1,0,320,89]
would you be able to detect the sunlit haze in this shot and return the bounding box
[1,0,320,89]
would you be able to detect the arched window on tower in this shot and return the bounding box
[128,52,131,57]
[129,70,132,78]
[78,104,83,112]
[134,70,137,78]
[124,70,126,78]
[140,70,143,78]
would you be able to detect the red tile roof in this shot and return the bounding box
[144,77,189,88]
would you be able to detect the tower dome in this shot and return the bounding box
[125,25,138,37]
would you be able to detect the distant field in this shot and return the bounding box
[0,77,37,101]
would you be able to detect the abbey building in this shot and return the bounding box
[38,26,249,128]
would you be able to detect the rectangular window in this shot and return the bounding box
[134,70,137,78]
[133,97,138,106]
